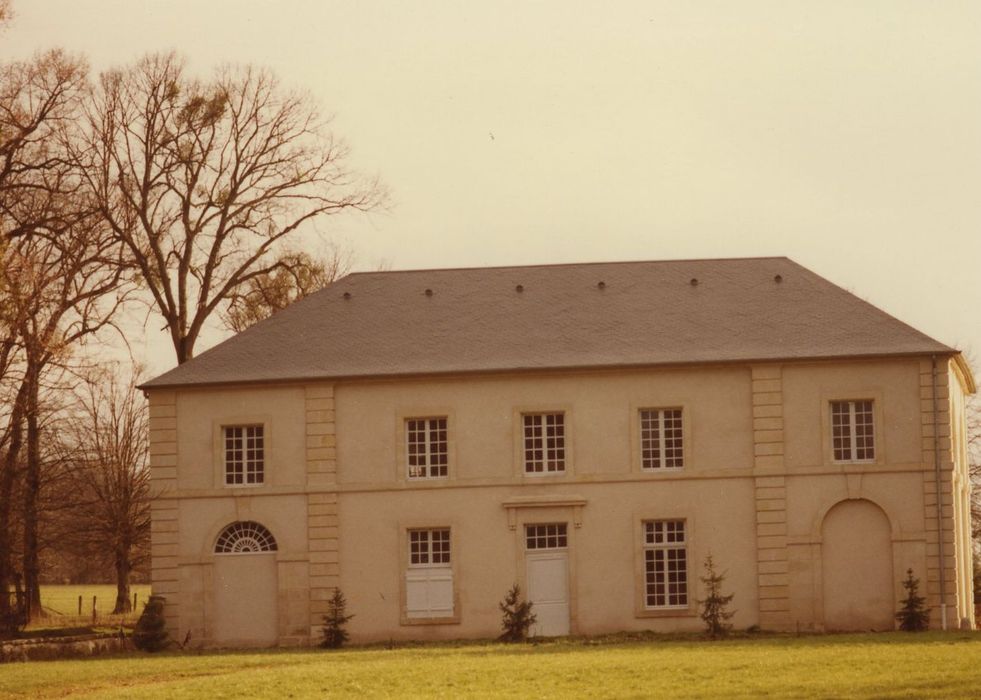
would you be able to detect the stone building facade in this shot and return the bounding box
[143,258,975,645]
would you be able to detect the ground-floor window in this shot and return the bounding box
[525,523,568,549]
[643,520,687,608]
[405,528,454,619]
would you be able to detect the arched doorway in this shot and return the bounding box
[212,521,279,646]
[821,500,894,631]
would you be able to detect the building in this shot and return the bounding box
[142,257,975,646]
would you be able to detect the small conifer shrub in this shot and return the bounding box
[499,583,536,642]
[321,588,354,648]
[133,595,170,652]
[698,554,735,638]
[896,568,930,632]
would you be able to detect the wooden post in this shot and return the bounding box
[78,595,82,616]
[92,595,97,623]
[133,592,138,611]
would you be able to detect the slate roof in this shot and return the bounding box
[142,257,954,389]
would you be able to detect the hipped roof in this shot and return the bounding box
[143,257,955,389]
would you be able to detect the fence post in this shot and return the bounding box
[78,595,82,616]
[133,592,137,611]
[92,595,97,624]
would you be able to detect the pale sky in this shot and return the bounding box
[3,1,979,379]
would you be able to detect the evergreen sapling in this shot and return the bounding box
[698,554,735,638]
[499,583,537,642]
[321,588,354,648]
[895,568,930,632]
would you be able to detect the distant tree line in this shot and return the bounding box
[0,2,383,625]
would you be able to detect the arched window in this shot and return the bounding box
[214,521,278,554]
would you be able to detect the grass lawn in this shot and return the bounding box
[1,632,980,699]
[20,585,153,633]
[39,585,152,618]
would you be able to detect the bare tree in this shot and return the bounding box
[77,52,385,364]
[0,49,105,620]
[59,368,150,613]
[0,51,131,617]
[1,50,88,242]
[3,212,128,616]
[220,245,352,333]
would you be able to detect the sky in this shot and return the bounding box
[2,1,979,379]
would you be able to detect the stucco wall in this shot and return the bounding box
[147,355,974,646]
[335,365,754,486]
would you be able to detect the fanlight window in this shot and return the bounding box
[214,521,278,554]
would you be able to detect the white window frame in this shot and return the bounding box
[405,417,449,480]
[525,523,568,550]
[830,400,875,463]
[643,520,688,610]
[639,408,684,470]
[522,412,566,475]
[223,424,264,486]
[405,528,454,620]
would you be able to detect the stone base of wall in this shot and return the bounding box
[1,633,134,662]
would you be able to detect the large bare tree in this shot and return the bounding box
[59,368,150,614]
[77,52,384,364]
[0,47,132,618]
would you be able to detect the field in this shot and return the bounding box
[28,585,152,630]
[1,632,980,699]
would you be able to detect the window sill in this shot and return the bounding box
[635,607,697,619]
[400,614,461,626]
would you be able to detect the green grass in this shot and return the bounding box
[1,632,980,698]
[21,584,153,632]
[39,584,152,618]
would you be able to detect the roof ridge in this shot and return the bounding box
[343,256,791,278]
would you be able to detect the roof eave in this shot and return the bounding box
[138,349,959,392]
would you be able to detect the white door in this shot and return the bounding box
[526,552,570,637]
[213,553,279,646]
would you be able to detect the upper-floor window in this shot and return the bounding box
[830,400,874,462]
[643,520,688,609]
[640,408,684,470]
[523,413,565,474]
[224,425,264,485]
[406,417,448,479]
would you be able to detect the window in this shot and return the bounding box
[409,528,451,566]
[223,425,264,485]
[523,413,565,474]
[214,521,277,554]
[830,400,875,462]
[406,417,448,479]
[405,528,454,619]
[643,520,688,608]
[525,523,568,549]
[640,408,683,470]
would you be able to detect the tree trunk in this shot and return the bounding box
[21,361,42,619]
[112,548,132,614]
[0,383,27,619]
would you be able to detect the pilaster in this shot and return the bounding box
[305,384,340,633]
[148,390,180,635]
[919,359,957,629]
[751,365,790,629]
